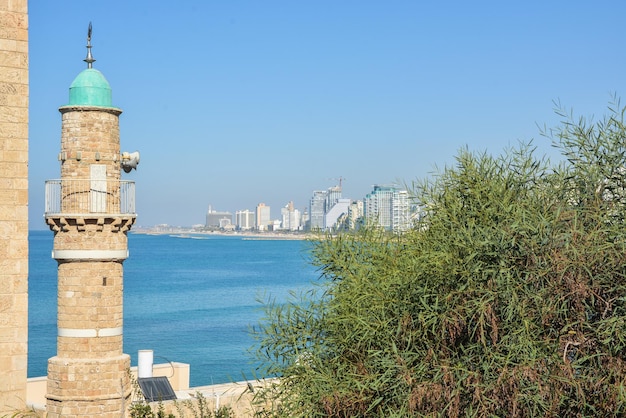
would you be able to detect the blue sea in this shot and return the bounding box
[28,230,318,387]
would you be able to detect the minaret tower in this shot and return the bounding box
[44,24,136,417]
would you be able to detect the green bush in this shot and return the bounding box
[253,100,626,417]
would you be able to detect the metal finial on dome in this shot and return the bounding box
[84,22,95,69]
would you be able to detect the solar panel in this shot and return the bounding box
[137,376,177,402]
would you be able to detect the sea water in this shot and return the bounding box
[28,230,318,387]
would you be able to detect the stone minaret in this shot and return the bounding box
[0,1,28,414]
[44,25,136,417]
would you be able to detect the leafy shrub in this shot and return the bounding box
[253,100,626,417]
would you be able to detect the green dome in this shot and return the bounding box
[68,68,113,107]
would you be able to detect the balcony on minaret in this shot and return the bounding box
[44,178,136,232]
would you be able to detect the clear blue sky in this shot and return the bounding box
[28,1,626,228]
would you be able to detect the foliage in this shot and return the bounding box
[127,369,176,418]
[128,390,234,418]
[129,402,157,418]
[176,392,234,418]
[0,409,42,418]
[127,366,234,418]
[129,396,233,418]
[214,405,235,418]
[252,100,626,417]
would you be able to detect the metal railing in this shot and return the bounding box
[45,179,136,216]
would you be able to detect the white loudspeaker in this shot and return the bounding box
[121,151,140,173]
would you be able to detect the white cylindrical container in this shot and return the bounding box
[137,349,154,378]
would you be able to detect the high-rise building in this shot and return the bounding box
[308,184,352,231]
[325,198,351,231]
[205,205,233,228]
[44,27,136,416]
[0,1,28,414]
[301,208,310,229]
[236,209,255,230]
[364,185,411,232]
[255,202,271,231]
[281,201,301,231]
[309,190,326,230]
[392,189,411,232]
[348,199,364,230]
[326,186,342,210]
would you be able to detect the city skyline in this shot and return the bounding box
[28,1,626,228]
[201,182,406,231]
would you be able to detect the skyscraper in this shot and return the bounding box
[308,185,345,231]
[325,198,351,231]
[309,190,326,230]
[256,202,271,231]
[347,199,364,230]
[281,201,301,231]
[326,185,342,210]
[236,209,255,230]
[364,185,411,232]
[205,205,233,228]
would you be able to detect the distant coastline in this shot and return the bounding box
[131,226,316,241]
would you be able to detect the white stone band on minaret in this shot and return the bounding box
[51,249,129,260]
[58,327,123,338]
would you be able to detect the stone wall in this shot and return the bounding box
[59,107,122,182]
[0,0,28,414]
